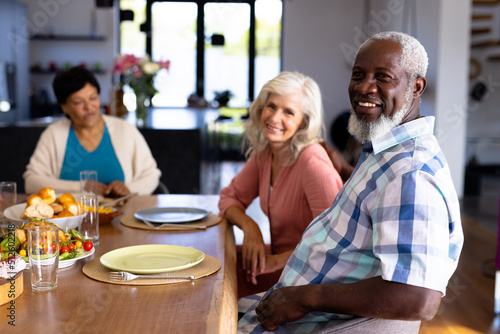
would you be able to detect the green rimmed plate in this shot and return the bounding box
[99,244,205,274]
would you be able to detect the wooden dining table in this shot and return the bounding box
[0,194,237,333]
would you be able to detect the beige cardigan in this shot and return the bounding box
[23,114,161,195]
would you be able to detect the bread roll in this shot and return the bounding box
[23,202,54,219]
[57,193,75,204]
[50,202,64,214]
[55,209,74,218]
[63,202,79,216]
[26,194,43,207]
[37,187,56,205]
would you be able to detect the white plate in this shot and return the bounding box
[134,207,208,224]
[3,203,84,230]
[100,244,205,274]
[24,247,95,270]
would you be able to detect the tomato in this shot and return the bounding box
[42,244,49,254]
[67,243,75,252]
[50,242,57,254]
[83,241,93,252]
[74,240,83,249]
[19,249,26,257]
[60,246,69,254]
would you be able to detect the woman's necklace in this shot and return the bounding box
[75,118,104,152]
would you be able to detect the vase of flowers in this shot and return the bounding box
[113,54,170,126]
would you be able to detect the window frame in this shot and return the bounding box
[141,0,257,102]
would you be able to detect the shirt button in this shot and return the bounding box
[365,152,369,157]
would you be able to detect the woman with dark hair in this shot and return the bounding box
[24,66,161,197]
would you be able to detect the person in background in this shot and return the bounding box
[24,66,161,197]
[320,110,361,182]
[319,140,355,183]
[237,31,464,333]
[219,71,343,298]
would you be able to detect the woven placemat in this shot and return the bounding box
[82,254,221,285]
[120,213,222,231]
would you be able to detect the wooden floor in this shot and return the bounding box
[419,214,498,334]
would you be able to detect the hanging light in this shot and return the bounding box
[0,100,11,112]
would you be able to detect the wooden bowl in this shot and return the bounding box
[98,209,122,225]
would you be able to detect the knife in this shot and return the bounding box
[101,192,138,208]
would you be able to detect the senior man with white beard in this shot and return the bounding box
[236,31,464,333]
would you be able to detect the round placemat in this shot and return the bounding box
[120,213,221,231]
[82,254,221,285]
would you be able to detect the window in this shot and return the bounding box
[120,0,282,108]
[151,2,198,106]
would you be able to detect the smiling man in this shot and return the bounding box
[237,31,464,333]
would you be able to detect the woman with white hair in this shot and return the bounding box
[219,71,343,297]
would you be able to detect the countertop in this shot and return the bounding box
[7,107,220,130]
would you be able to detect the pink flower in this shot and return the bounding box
[113,54,141,74]
[159,60,171,71]
[113,54,170,95]
[121,54,139,68]
[132,68,142,78]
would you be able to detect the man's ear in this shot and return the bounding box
[413,77,427,97]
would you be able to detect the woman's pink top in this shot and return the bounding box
[219,143,343,254]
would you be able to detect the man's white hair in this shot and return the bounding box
[358,31,428,82]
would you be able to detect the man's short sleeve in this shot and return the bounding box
[372,170,463,295]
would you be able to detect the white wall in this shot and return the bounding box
[432,0,470,198]
[282,0,358,135]
[282,0,470,197]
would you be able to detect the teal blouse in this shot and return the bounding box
[59,125,125,184]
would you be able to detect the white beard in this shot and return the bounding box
[348,87,412,143]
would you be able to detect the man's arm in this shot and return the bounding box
[256,276,441,331]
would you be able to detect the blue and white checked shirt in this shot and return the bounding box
[238,117,464,333]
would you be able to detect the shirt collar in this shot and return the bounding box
[371,116,435,155]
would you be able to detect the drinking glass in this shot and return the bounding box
[80,170,98,196]
[78,194,99,245]
[28,226,59,291]
[0,181,17,218]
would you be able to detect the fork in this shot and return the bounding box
[109,271,195,282]
[141,219,207,230]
